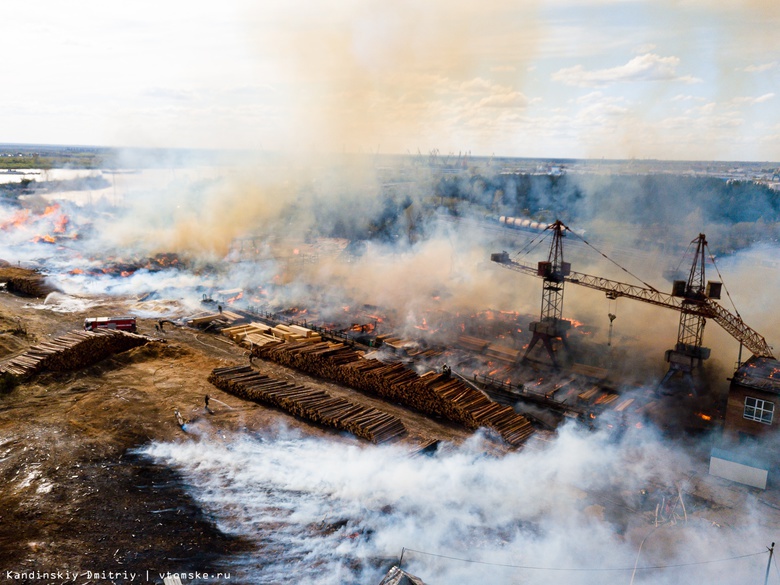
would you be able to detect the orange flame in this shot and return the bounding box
[53,214,69,234]
[1,209,31,230]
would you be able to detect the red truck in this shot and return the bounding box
[83,316,137,333]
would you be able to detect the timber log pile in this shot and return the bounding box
[208,365,406,444]
[0,329,152,380]
[254,341,534,447]
[0,266,58,297]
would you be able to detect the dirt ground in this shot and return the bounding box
[0,290,477,584]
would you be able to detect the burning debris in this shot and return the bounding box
[69,252,184,278]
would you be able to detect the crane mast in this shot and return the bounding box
[491,222,774,371]
[662,234,712,389]
[525,220,571,365]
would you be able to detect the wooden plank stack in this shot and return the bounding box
[208,365,407,444]
[485,343,521,363]
[0,329,152,380]
[254,341,535,447]
[456,335,490,352]
[186,309,244,328]
[221,321,323,348]
[376,334,414,352]
[456,335,520,363]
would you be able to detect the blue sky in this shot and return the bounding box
[2,0,779,160]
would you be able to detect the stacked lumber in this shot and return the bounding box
[0,266,58,297]
[485,343,521,363]
[376,335,414,352]
[456,335,490,352]
[406,346,445,360]
[577,384,619,408]
[0,329,151,380]
[221,322,280,347]
[187,310,243,328]
[570,362,609,381]
[221,322,322,347]
[254,341,534,447]
[208,365,406,444]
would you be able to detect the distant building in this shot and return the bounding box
[710,356,780,489]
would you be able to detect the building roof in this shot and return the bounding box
[732,356,780,394]
[377,566,427,585]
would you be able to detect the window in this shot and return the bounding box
[744,397,774,425]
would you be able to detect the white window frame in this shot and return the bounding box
[744,396,774,425]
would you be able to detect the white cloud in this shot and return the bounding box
[552,53,701,88]
[633,43,657,54]
[458,78,501,93]
[671,94,708,103]
[742,62,778,73]
[476,92,530,108]
[143,88,197,102]
[575,91,605,104]
[685,102,717,116]
[730,93,775,105]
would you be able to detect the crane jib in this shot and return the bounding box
[490,256,774,359]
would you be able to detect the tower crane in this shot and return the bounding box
[491,220,774,378]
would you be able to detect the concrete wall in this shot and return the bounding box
[710,448,769,490]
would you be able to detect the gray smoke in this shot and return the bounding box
[140,417,774,585]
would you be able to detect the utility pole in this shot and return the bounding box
[764,542,774,585]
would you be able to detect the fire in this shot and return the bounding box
[1,209,30,230]
[226,291,244,304]
[53,214,69,234]
[415,318,429,331]
[70,268,84,275]
[349,322,376,334]
[697,413,712,421]
[31,234,56,244]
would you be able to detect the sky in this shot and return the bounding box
[2,0,780,161]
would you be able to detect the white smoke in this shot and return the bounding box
[139,420,774,585]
